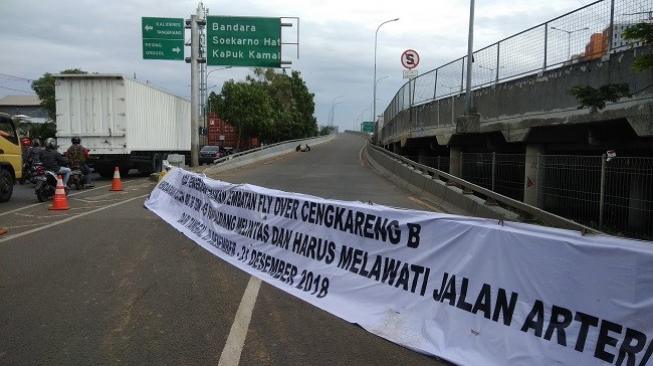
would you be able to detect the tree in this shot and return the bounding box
[289,71,318,137]
[569,84,630,112]
[569,21,652,111]
[31,68,87,121]
[623,22,653,71]
[215,80,274,149]
[255,68,318,140]
[319,125,336,136]
[212,68,318,144]
[15,120,56,141]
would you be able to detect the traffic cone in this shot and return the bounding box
[49,175,70,211]
[0,227,7,236]
[110,166,123,191]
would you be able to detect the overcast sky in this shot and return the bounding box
[0,0,589,131]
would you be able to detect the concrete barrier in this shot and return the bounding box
[202,134,335,175]
[365,143,601,234]
[166,154,186,168]
[366,144,526,221]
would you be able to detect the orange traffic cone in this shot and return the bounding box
[110,166,123,191]
[49,175,70,211]
[0,227,7,236]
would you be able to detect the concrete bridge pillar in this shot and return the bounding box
[524,145,544,207]
[449,146,462,177]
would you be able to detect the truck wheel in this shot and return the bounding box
[155,154,164,173]
[0,169,14,202]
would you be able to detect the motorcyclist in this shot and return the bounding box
[25,138,42,165]
[66,136,94,188]
[21,138,31,160]
[39,138,71,186]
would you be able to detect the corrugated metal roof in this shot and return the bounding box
[54,73,123,79]
[0,95,41,106]
[54,74,189,102]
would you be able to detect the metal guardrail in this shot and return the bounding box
[381,0,652,137]
[368,143,601,234]
[211,135,331,165]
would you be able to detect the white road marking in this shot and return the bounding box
[218,276,262,366]
[0,179,142,217]
[0,194,148,244]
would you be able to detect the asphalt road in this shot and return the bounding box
[0,134,452,366]
[4,170,138,212]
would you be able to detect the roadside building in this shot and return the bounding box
[610,21,647,51]
[0,95,48,123]
[584,31,609,61]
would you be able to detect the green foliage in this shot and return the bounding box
[16,120,57,140]
[622,23,653,44]
[319,125,336,136]
[211,68,317,144]
[215,80,274,148]
[31,69,87,121]
[623,22,653,71]
[569,83,630,112]
[632,53,653,72]
[570,22,651,108]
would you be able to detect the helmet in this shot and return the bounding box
[32,138,40,147]
[45,138,57,149]
[71,136,81,144]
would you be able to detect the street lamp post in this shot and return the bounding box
[355,105,371,131]
[373,18,399,123]
[550,26,590,59]
[477,64,494,73]
[329,95,344,127]
[477,64,505,86]
[464,0,475,114]
[205,66,232,119]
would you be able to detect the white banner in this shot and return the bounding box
[145,168,653,366]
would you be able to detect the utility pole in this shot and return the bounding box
[464,0,475,114]
[190,14,200,167]
[197,2,208,146]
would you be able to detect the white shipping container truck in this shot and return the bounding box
[55,74,190,177]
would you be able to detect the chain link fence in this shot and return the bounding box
[539,155,653,239]
[461,153,525,201]
[450,152,653,239]
[382,0,653,136]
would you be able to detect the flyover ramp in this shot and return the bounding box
[209,133,448,212]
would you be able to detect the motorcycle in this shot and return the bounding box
[33,164,59,202]
[18,160,39,185]
[67,166,85,190]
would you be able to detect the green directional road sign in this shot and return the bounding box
[142,17,184,60]
[361,121,375,134]
[207,16,281,67]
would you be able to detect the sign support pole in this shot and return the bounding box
[190,14,200,167]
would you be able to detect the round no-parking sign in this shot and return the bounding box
[401,49,420,70]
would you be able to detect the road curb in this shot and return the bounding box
[365,144,519,220]
[202,134,335,175]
